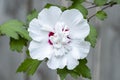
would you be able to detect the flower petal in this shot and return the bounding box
[38,6,62,28]
[60,9,83,27]
[66,54,79,70]
[28,19,49,42]
[70,19,90,39]
[70,40,90,59]
[29,41,52,60]
[47,56,67,69]
[60,9,90,39]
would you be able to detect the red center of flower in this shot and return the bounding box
[48,28,70,45]
[48,32,54,45]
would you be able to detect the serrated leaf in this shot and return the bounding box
[0,20,30,40]
[96,10,107,20]
[17,58,41,75]
[10,37,27,52]
[94,0,108,6]
[74,59,91,79]
[44,3,67,11]
[27,9,38,24]
[85,25,97,48]
[69,3,88,18]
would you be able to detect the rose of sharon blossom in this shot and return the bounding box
[28,6,90,70]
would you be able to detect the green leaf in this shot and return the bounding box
[74,59,91,79]
[94,0,108,6]
[69,2,88,18]
[10,37,27,52]
[86,25,97,48]
[57,59,91,80]
[112,0,120,4]
[57,68,79,80]
[71,0,85,3]
[44,3,67,11]
[17,58,41,75]
[44,3,54,8]
[57,69,68,80]
[26,49,30,57]
[0,20,30,40]
[27,9,38,24]
[96,11,107,20]
[69,0,88,18]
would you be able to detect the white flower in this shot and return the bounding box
[28,6,90,70]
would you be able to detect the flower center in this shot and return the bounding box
[48,27,71,49]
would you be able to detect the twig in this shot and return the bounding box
[87,14,96,22]
[87,2,117,21]
[87,5,98,9]
[85,0,95,5]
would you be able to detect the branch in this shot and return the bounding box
[87,5,98,9]
[87,2,117,21]
[85,0,95,5]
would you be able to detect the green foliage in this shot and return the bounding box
[57,67,80,80]
[69,0,88,17]
[44,3,67,11]
[86,25,97,48]
[112,0,120,4]
[57,68,68,80]
[96,11,107,20]
[17,58,41,75]
[70,0,85,3]
[69,4,88,18]
[26,49,30,57]
[0,20,30,40]
[44,3,54,8]
[10,37,27,52]
[74,59,91,79]
[27,9,38,25]
[94,0,108,6]
[57,59,91,80]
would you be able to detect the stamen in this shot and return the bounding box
[49,32,54,37]
[48,27,71,46]
[48,32,54,45]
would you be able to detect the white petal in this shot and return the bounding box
[60,9,90,39]
[28,19,49,42]
[70,40,90,59]
[29,41,52,60]
[70,19,90,39]
[47,56,67,69]
[38,6,62,28]
[60,9,83,27]
[66,54,79,70]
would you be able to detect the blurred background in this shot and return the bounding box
[0,0,120,80]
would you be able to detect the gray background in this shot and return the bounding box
[0,0,120,80]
